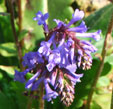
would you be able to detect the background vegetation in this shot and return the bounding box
[0,0,113,109]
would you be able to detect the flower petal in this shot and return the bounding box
[66,9,84,27]
[76,30,101,41]
[25,70,41,89]
[67,21,87,33]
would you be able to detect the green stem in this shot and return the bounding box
[8,0,23,70]
[85,6,113,109]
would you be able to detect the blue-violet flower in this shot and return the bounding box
[14,9,101,106]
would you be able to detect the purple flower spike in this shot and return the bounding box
[76,30,101,41]
[14,9,101,106]
[43,80,58,101]
[66,9,84,27]
[33,11,49,25]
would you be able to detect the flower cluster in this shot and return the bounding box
[14,9,101,106]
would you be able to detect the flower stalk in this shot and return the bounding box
[85,8,113,109]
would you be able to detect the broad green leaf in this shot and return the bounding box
[96,76,110,88]
[72,99,83,109]
[0,0,6,11]
[105,54,113,65]
[11,81,39,109]
[85,4,113,35]
[0,42,17,57]
[0,65,15,77]
[91,101,102,109]
[0,92,16,109]
[0,72,3,80]
[93,93,111,109]
[0,0,3,4]
[18,29,28,41]
[101,62,112,76]
[0,15,14,43]
[10,82,29,109]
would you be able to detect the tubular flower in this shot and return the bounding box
[14,9,101,106]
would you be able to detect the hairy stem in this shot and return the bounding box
[8,0,23,70]
[39,84,44,109]
[85,7,113,109]
[17,0,25,60]
[17,0,22,32]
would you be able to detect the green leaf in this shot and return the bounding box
[0,65,15,77]
[10,82,28,109]
[101,62,112,76]
[0,0,3,4]
[0,15,14,43]
[0,92,16,109]
[18,29,28,41]
[91,101,102,109]
[96,76,110,88]
[0,43,17,57]
[105,54,113,65]
[0,0,6,11]
[72,99,83,109]
[85,4,113,35]
[93,93,111,109]
[0,72,3,80]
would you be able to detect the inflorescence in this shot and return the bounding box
[14,9,101,106]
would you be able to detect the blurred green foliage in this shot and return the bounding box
[0,0,113,109]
